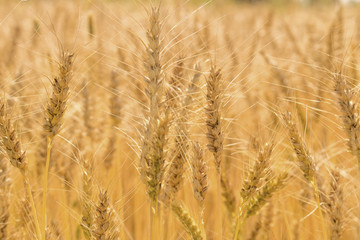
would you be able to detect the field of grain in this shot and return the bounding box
[0,0,359,239]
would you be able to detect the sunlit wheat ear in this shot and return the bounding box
[141,111,170,202]
[139,6,169,240]
[139,5,171,206]
[281,112,315,182]
[281,111,328,239]
[235,141,274,235]
[80,157,94,240]
[92,190,121,240]
[161,130,187,204]
[93,190,111,240]
[241,143,273,203]
[233,174,287,240]
[161,62,202,205]
[334,73,360,163]
[244,173,287,219]
[44,52,74,137]
[192,142,208,206]
[42,51,74,239]
[328,170,343,240]
[0,102,27,170]
[161,64,193,204]
[205,66,223,173]
[0,99,41,240]
[108,206,121,240]
[281,112,327,201]
[171,202,204,240]
[206,65,236,232]
[166,56,185,109]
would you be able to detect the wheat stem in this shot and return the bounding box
[41,135,53,240]
[312,178,327,240]
[23,171,42,240]
[233,214,244,240]
[150,201,160,240]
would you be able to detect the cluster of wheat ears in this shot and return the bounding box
[0,0,360,239]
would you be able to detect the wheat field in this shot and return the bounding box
[0,0,359,239]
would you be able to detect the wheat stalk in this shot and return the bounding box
[0,154,9,239]
[42,51,74,240]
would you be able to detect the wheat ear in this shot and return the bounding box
[328,170,343,240]
[161,59,190,204]
[139,6,170,239]
[192,142,208,206]
[80,156,94,240]
[172,202,204,240]
[191,142,208,238]
[93,190,111,240]
[233,173,287,240]
[42,52,74,239]
[241,143,273,202]
[0,99,42,240]
[334,73,360,164]
[281,112,327,240]
[206,65,237,234]
[244,174,287,218]
[206,66,223,173]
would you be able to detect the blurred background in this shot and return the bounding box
[178,0,360,5]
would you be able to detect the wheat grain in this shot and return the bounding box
[93,190,111,240]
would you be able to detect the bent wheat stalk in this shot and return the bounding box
[281,112,327,240]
